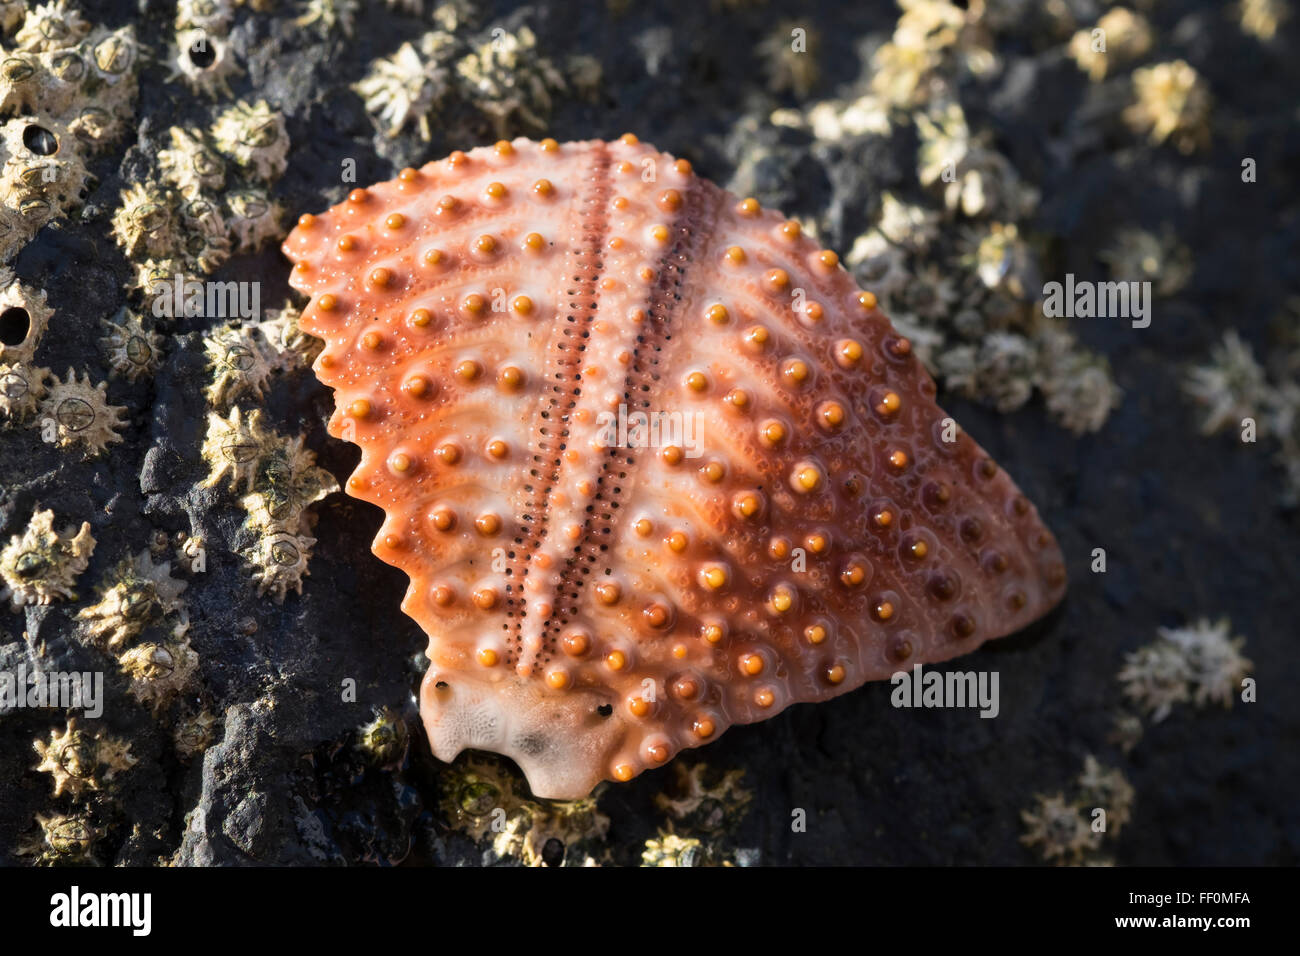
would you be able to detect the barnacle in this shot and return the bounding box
[168,28,241,99]
[0,269,52,365]
[212,100,289,183]
[1183,331,1269,435]
[916,101,1038,219]
[0,508,94,608]
[223,185,282,252]
[99,309,163,382]
[1239,0,1290,41]
[1118,640,1192,723]
[1157,618,1253,711]
[1108,711,1143,754]
[111,181,181,260]
[641,829,706,867]
[0,359,49,420]
[200,406,276,492]
[455,26,567,138]
[1067,8,1153,81]
[74,27,140,146]
[0,27,139,150]
[870,0,995,107]
[1100,227,1192,297]
[957,221,1035,297]
[1019,792,1099,864]
[15,1,90,53]
[19,812,102,865]
[241,529,317,602]
[938,332,1038,413]
[33,717,137,798]
[1075,755,1134,836]
[845,230,911,305]
[654,762,753,833]
[355,706,409,768]
[891,261,959,323]
[118,626,199,715]
[439,755,609,866]
[159,126,226,196]
[204,323,278,408]
[757,21,821,97]
[138,257,189,306]
[240,433,338,532]
[1038,326,1122,435]
[353,32,457,140]
[175,0,235,34]
[770,91,892,141]
[296,0,359,36]
[1124,60,1212,154]
[178,194,231,274]
[0,1,24,34]
[0,115,92,258]
[173,705,219,760]
[877,192,940,252]
[39,367,127,457]
[257,301,323,368]
[78,550,188,650]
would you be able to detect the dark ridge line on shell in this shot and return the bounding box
[509,142,612,673]
[538,174,725,656]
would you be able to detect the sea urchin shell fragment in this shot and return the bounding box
[282,136,1067,798]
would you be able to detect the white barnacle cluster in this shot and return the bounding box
[1020,755,1133,865]
[0,1,141,260]
[63,547,206,748]
[355,31,457,140]
[112,101,288,298]
[765,1,1121,434]
[1119,618,1253,723]
[199,406,339,602]
[27,714,137,864]
[355,19,591,142]
[0,272,123,452]
[0,507,95,608]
